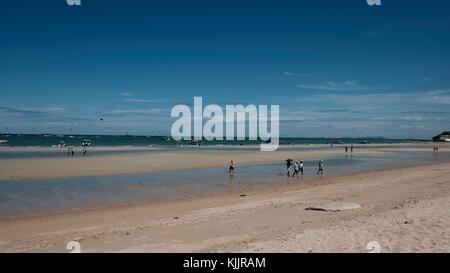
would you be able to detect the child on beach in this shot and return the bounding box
[317,160,324,175]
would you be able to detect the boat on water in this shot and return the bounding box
[82,139,92,147]
[161,136,172,142]
[189,140,201,146]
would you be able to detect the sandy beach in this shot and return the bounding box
[0,146,378,180]
[0,145,450,253]
[1,144,448,181]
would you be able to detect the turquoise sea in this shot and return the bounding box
[0,134,419,147]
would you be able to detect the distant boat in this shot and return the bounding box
[161,136,172,142]
[189,140,201,146]
[82,139,92,147]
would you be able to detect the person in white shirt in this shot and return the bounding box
[299,160,304,176]
[293,161,300,177]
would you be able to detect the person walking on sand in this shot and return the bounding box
[293,161,301,177]
[345,146,348,153]
[229,160,236,174]
[286,159,293,177]
[317,160,324,175]
[351,144,354,153]
[299,160,304,176]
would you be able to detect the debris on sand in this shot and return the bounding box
[305,202,361,212]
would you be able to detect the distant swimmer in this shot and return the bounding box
[229,160,236,174]
[317,160,324,175]
[83,147,87,156]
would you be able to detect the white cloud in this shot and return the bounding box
[426,90,450,104]
[296,81,376,91]
[123,98,163,103]
[106,109,164,114]
[117,92,134,97]
[283,71,312,77]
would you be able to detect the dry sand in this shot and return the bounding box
[1,160,449,253]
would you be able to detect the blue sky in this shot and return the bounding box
[1,0,450,138]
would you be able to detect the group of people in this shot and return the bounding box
[286,160,304,177]
[67,147,88,157]
[229,159,325,176]
[345,145,354,153]
[286,159,324,177]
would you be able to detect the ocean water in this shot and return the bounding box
[1,150,449,217]
[0,134,415,147]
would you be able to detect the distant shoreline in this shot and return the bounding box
[0,133,428,148]
[1,143,449,181]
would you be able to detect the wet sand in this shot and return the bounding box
[2,144,449,180]
[0,160,450,253]
[0,147,379,180]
